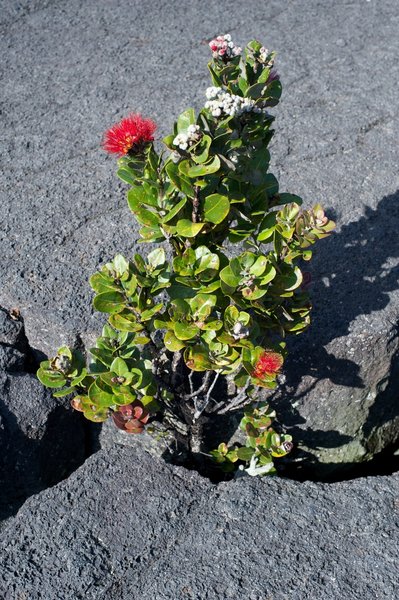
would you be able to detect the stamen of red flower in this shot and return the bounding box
[103,113,156,156]
[253,351,283,379]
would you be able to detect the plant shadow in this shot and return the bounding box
[271,190,399,475]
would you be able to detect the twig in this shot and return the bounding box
[211,376,251,414]
[184,370,212,400]
[216,396,252,414]
[171,351,182,388]
[193,371,220,421]
[192,185,201,223]
[188,369,195,394]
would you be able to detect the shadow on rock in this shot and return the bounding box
[284,189,399,387]
[0,307,101,522]
[271,191,399,473]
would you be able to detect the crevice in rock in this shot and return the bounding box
[160,435,399,484]
[2,298,398,512]
[0,308,101,522]
[280,442,399,483]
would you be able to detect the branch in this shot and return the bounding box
[211,376,251,414]
[193,371,220,421]
[192,185,201,223]
[184,370,212,399]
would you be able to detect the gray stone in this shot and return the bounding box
[1,0,399,475]
[269,189,399,474]
[0,373,88,520]
[0,308,25,347]
[0,307,29,372]
[0,445,397,599]
[0,308,88,520]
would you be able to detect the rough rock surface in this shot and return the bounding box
[0,308,88,521]
[0,444,398,599]
[1,0,399,473]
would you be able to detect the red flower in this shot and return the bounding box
[253,351,283,379]
[103,113,156,156]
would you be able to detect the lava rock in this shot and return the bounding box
[0,372,88,520]
[0,307,25,347]
[0,307,29,372]
[0,445,397,599]
[0,305,88,519]
[271,192,399,476]
[1,0,399,476]
[0,308,88,520]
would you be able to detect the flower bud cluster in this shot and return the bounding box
[259,46,273,65]
[258,47,280,82]
[173,124,201,151]
[205,87,265,118]
[209,34,242,59]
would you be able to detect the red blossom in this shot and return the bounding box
[252,351,283,380]
[103,113,156,156]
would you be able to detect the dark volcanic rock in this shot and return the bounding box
[0,308,87,520]
[0,374,87,520]
[0,445,397,600]
[1,0,399,475]
[0,307,29,372]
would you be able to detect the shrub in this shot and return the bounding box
[37,35,334,477]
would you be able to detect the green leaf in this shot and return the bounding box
[89,347,114,368]
[220,264,240,291]
[192,135,212,164]
[164,330,186,351]
[89,272,119,294]
[203,194,230,225]
[262,173,279,196]
[257,212,277,242]
[52,386,77,398]
[249,256,268,277]
[176,219,205,238]
[134,207,160,228]
[186,155,220,177]
[200,319,223,331]
[83,408,109,423]
[127,187,146,211]
[113,254,129,277]
[162,197,187,224]
[190,294,216,319]
[110,357,129,376]
[195,257,219,280]
[207,63,222,86]
[117,167,137,186]
[140,395,160,412]
[37,368,67,389]
[174,322,199,341]
[147,248,166,269]
[93,291,125,314]
[184,345,213,371]
[177,108,196,134]
[166,161,194,197]
[283,266,303,291]
[88,380,115,408]
[264,79,282,105]
[258,67,271,84]
[138,225,165,242]
[260,264,277,285]
[141,303,164,320]
[246,82,266,99]
[236,446,255,461]
[109,312,142,333]
[70,368,89,387]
